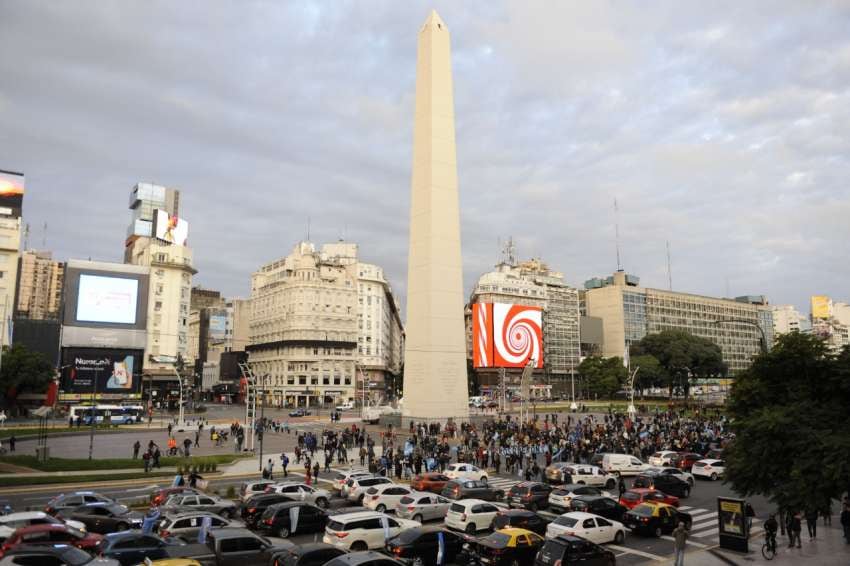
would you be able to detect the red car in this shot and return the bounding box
[0,524,103,556]
[411,472,452,494]
[673,453,703,471]
[150,486,201,506]
[619,488,679,510]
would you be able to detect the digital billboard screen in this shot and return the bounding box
[76,274,139,324]
[473,303,543,368]
[153,209,189,246]
[60,347,143,396]
[0,169,24,218]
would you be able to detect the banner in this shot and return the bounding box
[289,505,300,534]
[380,515,390,541]
[198,515,212,543]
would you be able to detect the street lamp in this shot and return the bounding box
[257,374,268,472]
[88,366,102,460]
[712,319,769,354]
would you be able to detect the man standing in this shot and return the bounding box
[133,440,141,459]
[672,521,688,566]
[281,453,289,477]
[840,499,850,544]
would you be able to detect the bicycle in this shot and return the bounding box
[761,531,777,560]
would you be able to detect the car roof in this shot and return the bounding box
[328,510,386,521]
[0,511,48,521]
[13,523,71,534]
[698,458,723,464]
[291,542,342,554]
[327,551,400,564]
[553,534,590,543]
[268,501,316,510]
[496,527,537,536]
[626,488,653,494]
[561,512,597,520]
[557,484,593,491]
[105,531,152,541]
[497,509,535,517]
[163,510,225,519]
[453,499,487,507]
[572,495,609,502]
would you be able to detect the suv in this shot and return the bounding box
[534,534,616,566]
[506,482,552,511]
[632,472,691,498]
[441,480,503,502]
[346,477,395,504]
[568,495,628,523]
[239,480,275,502]
[257,502,328,539]
[491,509,548,536]
[322,511,420,551]
[444,463,487,482]
[444,499,506,534]
[241,493,295,527]
[265,483,331,508]
[156,511,239,541]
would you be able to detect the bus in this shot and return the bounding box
[68,404,144,425]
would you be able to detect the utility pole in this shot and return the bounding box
[88,366,101,460]
[257,374,266,472]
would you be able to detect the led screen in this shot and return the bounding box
[76,274,139,324]
[153,209,189,246]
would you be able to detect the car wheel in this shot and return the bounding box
[116,522,128,531]
[653,526,662,537]
[413,514,423,523]
[376,504,386,513]
[710,473,718,481]
[466,523,477,534]
[614,530,625,544]
[351,541,368,552]
[278,526,290,538]
[683,487,690,498]
[481,476,487,482]
[315,497,328,509]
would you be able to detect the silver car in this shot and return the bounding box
[161,494,239,519]
[156,511,243,542]
[265,482,331,509]
[395,491,451,522]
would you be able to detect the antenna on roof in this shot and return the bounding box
[666,240,672,291]
[306,216,311,242]
[614,198,622,271]
[42,221,47,249]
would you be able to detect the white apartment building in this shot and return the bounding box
[356,262,404,397]
[771,304,809,335]
[0,216,22,342]
[15,250,65,320]
[811,295,850,353]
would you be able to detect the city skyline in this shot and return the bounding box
[2,2,848,315]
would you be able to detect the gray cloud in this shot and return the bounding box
[1,0,848,315]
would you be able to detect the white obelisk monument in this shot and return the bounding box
[402,11,469,422]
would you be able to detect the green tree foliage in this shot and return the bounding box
[578,356,627,398]
[0,344,55,403]
[725,333,850,512]
[630,354,667,394]
[630,330,726,398]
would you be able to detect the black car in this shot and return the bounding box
[506,482,552,511]
[59,503,144,534]
[99,532,185,566]
[0,544,115,566]
[324,551,406,566]
[568,495,628,522]
[491,509,548,536]
[534,534,616,566]
[385,526,464,566]
[632,473,691,498]
[441,480,504,501]
[269,542,347,566]
[242,493,296,527]
[257,502,328,538]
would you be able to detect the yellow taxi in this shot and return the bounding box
[139,559,202,566]
[623,501,693,537]
[470,527,545,565]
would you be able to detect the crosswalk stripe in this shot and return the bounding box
[692,527,719,538]
[679,505,693,511]
[661,535,707,548]
[692,519,718,531]
[606,544,666,561]
[689,511,717,521]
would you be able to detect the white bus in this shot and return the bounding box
[69,404,144,425]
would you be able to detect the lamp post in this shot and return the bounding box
[257,374,267,472]
[627,366,640,419]
[712,319,769,354]
[88,365,102,460]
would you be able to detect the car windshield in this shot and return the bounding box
[64,526,86,538]
[449,503,465,513]
[483,532,511,548]
[622,492,640,500]
[631,505,655,516]
[60,546,98,566]
[553,516,578,527]
[399,497,415,505]
[326,520,345,531]
[106,504,128,515]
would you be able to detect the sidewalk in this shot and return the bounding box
[672,525,849,565]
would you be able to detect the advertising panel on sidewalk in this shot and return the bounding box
[717,496,749,552]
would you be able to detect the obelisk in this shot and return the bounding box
[402,10,469,422]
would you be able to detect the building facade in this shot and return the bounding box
[771,304,810,336]
[584,271,773,375]
[0,216,22,344]
[15,250,64,320]
[810,295,850,353]
[356,262,404,398]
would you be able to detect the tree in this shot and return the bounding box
[725,332,850,513]
[578,356,627,398]
[630,354,667,395]
[0,343,55,404]
[630,330,726,398]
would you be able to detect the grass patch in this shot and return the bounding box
[0,426,130,439]
[0,472,175,487]
[0,454,250,472]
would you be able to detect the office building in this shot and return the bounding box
[15,250,64,320]
[810,295,850,352]
[771,304,810,336]
[584,271,773,375]
[189,296,251,391]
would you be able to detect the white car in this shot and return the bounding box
[545,511,626,544]
[0,511,87,542]
[239,480,275,503]
[265,482,331,508]
[548,485,613,512]
[646,466,695,487]
[362,484,415,513]
[323,510,420,551]
[648,451,679,467]
[445,463,487,482]
[692,459,725,481]
[444,499,507,534]
[334,471,372,495]
[346,476,395,503]
[335,401,355,410]
[562,465,618,489]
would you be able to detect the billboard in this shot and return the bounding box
[60,347,143,396]
[77,274,139,324]
[208,314,227,342]
[153,209,188,246]
[473,303,543,368]
[0,169,24,218]
[62,261,149,331]
[811,295,831,320]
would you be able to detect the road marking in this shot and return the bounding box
[679,505,693,510]
[692,518,719,530]
[689,511,717,521]
[661,535,707,548]
[692,527,719,538]
[607,544,666,561]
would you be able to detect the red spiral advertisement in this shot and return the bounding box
[473,303,543,368]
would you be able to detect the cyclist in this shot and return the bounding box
[764,513,778,554]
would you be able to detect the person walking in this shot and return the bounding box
[805,508,818,539]
[264,458,274,481]
[133,440,141,459]
[840,500,850,544]
[618,472,627,498]
[8,435,14,452]
[790,511,802,548]
[672,521,688,566]
[281,453,289,477]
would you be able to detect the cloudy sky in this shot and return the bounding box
[2,1,848,315]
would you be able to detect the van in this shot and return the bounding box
[601,453,649,476]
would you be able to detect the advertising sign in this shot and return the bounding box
[717,497,748,552]
[811,295,831,320]
[76,274,139,324]
[153,209,189,246]
[473,302,543,368]
[208,314,227,342]
[61,348,143,396]
[0,170,24,218]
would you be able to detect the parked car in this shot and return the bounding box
[0,544,119,566]
[444,463,487,482]
[150,487,202,508]
[170,527,293,565]
[0,524,103,554]
[385,526,465,566]
[322,511,420,551]
[395,492,451,522]
[441,480,503,502]
[643,466,695,487]
[97,532,186,566]
[568,495,629,523]
[544,511,626,544]
[288,408,311,417]
[323,551,406,566]
[362,484,415,513]
[334,471,373,495]
[691,459,725,481]
[506,482,552,511]
[462,527,544,566]
[600,453,650,476]
[267,542,347,566]
[44,492,114,515]
[257,502,328,539]
[161,494,238,519]
[156,511,241,542]
[444,499,507,534]
[59,503,143,534]
[0,511,87,542]
[544,464,617,489]
[632,472,691,498]
[239,480,275,502]
[671,452,704,471]
[533,534,616,566]
[491,509,548,536]
[622,502,692,537]
[648,451,679,467]
[410,472,452,494]
[264,483,331,508]
[241,494,296,528]
[619,488,679,509]
[346,477,395,504]
[548,485,612,513]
